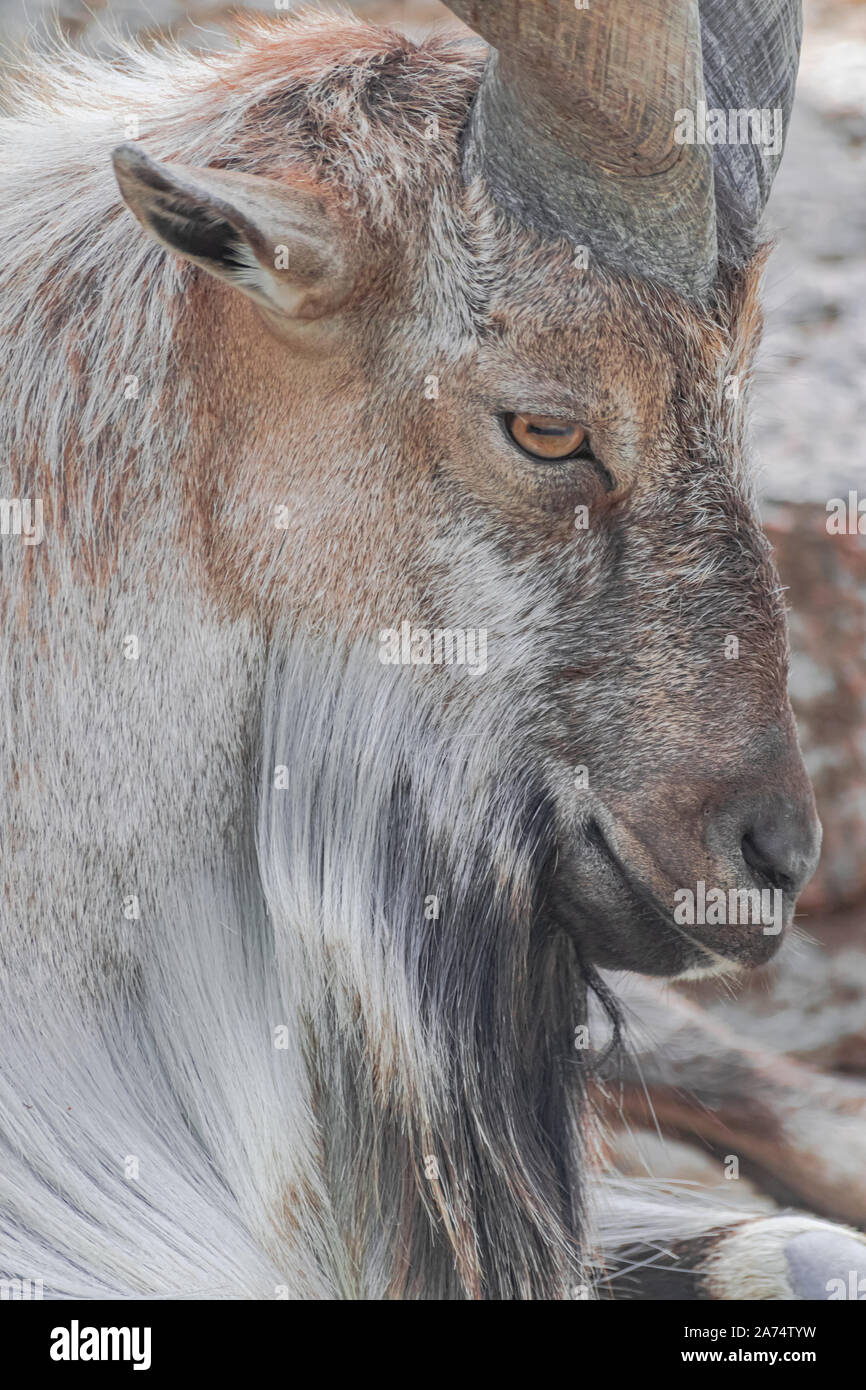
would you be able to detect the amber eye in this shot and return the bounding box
[504,412,591,461]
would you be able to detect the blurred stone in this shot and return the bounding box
[753,1,866,506]
[766,500,866,913]
[683,929,866,1071]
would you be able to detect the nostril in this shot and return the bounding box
[741,828,797,894]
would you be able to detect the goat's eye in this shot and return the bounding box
[504,412,591,461]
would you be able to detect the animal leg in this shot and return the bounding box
[593,1182,866,1299]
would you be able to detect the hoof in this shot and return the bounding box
[705,1216,866,1300]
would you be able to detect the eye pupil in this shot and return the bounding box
[505,412,590,461]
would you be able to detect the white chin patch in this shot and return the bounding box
[675,948,742,982]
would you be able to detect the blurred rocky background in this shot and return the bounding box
[1,0,864,1213]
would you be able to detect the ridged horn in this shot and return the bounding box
[700,0,803,264]
[446,0,718,298]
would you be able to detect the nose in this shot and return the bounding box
[740,802,821,897]
[700,724,822,903]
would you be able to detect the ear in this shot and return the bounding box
[111,145,355,319]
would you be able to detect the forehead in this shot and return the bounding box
[446,244,683,441]
[371,132,736,428]
[485,238,684,367]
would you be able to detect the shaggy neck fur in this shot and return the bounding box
[258,637,594,1298]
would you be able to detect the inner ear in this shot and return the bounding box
[146,208,248,274]
[111,144,355,320]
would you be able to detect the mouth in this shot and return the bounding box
[554,816,787,978]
